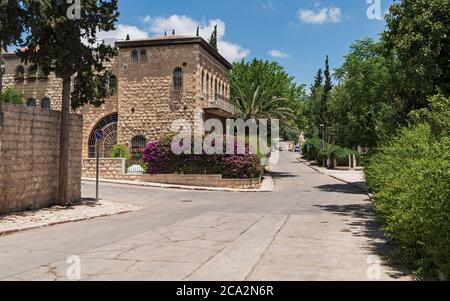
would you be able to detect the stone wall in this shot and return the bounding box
[0,102,83,214]
[82,158,261,190]
[82,158,125,179]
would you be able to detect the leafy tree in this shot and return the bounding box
[209,25,218,51]
[19,0,119,205]
[230,59,307,139]
[329,39,397,148]
[2,87,24,105]
[382,0,450,116]
[232,84,294,122]
[0,0,25,103]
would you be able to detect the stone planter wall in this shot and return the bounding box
[82,158,261,189]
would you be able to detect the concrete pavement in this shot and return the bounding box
[0,152,410,281]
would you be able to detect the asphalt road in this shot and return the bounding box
[0,152,410,280]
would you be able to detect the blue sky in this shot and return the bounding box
[100,0,393,88]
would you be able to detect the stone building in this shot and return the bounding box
[1,36,234,159]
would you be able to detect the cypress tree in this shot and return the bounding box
[310,68,323,94]
[209,25,218,51]
[196,26,199,37]
[321,55,333,141]
[126,34,130,41]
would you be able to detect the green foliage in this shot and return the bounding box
[0,1,24,50]
[209,25,218,51]
[329,39,397,148]
[1,87,24,105]
[110,145,131,160]
[408,93,450,137]
[382,0,450,115]
[232,84,294,123]
[365,124,450,278]
[302,138,323,162]
[230,59,308,139]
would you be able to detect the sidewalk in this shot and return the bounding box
[0,200,142,237]
[299,158,368,193]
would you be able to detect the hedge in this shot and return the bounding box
[365,124,450,278]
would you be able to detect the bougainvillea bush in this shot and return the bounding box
[142,135,263,179]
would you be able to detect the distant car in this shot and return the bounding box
[294,145,301,153]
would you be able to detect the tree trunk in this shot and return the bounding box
[58,75,71,206]
[0,43,3,115]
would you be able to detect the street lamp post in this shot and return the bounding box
[320,124,325,167]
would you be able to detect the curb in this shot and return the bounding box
[0,209,134,238]
[298,158,374,202]
[82,176,275,193]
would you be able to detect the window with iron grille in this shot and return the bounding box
[173,67,183,91]
[27,98,36,107]
[88,113,118,158]
[131,49,139,62]
[131,135,147,158]
[41,97,51,110]
[140,49,147,62]
[109,75,117,94]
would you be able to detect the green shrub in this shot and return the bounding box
[365,124,450,278]
[110,144,131,160]
[2,87,24,105]
[302,138,323,161]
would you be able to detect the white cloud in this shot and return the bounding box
[298,7,342,24]
[262,1,276,11]
[268,49,289,58]
[141,14,249,62]
[97,24,149,45]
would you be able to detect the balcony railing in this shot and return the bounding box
[203,93,235,114]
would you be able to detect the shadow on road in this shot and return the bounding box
[315,202,411,279]
[270,171,299,179]
[315,183,365,195]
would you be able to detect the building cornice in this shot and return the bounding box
[115,37,232,70]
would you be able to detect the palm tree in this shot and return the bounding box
[232,84,295,123]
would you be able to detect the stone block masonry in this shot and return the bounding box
[0,102,83,214]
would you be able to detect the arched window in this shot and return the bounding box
[88,113,118,158]
[131,49,139,62]
[214,79,218,99]
[131,135,147,158]
[140,49,147,62]
[27,98,36,108]
[201,70,204,93]
[15,65,25,78]
[173,67,183,91]
[109,75,117,94]
[40,97,51,110]
[206,74,210,98]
